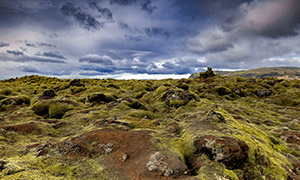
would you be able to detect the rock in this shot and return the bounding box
[0,161,24,175]
[69,79,84,87]
[121,153,129,162]
[101,143,114,154]
[285,154,300,174]
[280,131,300,145]
[58,141,83,155]
[162,90,194,108]
[167,122,180,133]
[87,93,115,103]
[146,151,188,177]
[0,160,7,171]
[1,98,16,105]
[199,67,216,79]
[42,90,56,99]
[205,110,225,123]
[36,142,55,157]
[194,135,249,169]
[256,89,272,98]
[107,84,120,89]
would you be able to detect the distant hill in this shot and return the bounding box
[190,67,300,80]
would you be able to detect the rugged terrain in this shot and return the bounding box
[191,67,300,80]
[0,70,300,180]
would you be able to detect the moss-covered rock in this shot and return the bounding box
[48,103,72,119]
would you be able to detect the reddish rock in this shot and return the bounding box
[281,131,300,145]
[194,135,248,169]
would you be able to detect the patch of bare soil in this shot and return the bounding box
[38,128,196,180]
[0,122,41,134]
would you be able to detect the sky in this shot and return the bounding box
[0,0,300,79]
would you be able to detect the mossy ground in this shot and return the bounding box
[0,75,299,179]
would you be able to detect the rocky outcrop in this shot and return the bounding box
[162,90,194,108]
[205,110,225,123]
[42,90,56,99]
[194,135,249,169]
[146,151,188,177]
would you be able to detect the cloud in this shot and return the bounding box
[25,43,36,47]
[0,0,53,13]
[141,0,157,14]
[19,65,41,73]
[188,27,234,53]
[89,2,114,21]
[239,0,300,38]
[39,43,57,48]
[36,51,66,59]
[109,0,137,5]
[0,52,66,64]
[215,0,300,38]
[144,27,170,39]
[0,42,9,48]
[110,0,156,14]
[79,54,114,65]
[60,2,103,31]
[7,50,24,56]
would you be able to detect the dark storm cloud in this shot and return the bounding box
[110,0,156,14]
[144,27,170,39]
[208,0,300,39]
[39,43,57,48]
[16,56,66,63]
[109,0,136,5]
[7,50,24,56]
[36,51,66,59]
[25,43,36,47]
[0,53,66,64]
[60,2,102,30]
[141,0,157,14]
[0,42,9,48]
[239,0,300,38]
[79,55,114,65]
[89,1,113,21]
[19,65,41,73]
[42,32,58,38]
[119,22,130,30]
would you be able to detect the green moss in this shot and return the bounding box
[169,99,187,107]
[0,88,12,96]
[13,95,30,105]
[71,87,86,94]
[32,101,49,116]
[126,109,155,119]
[48,103,72,119]
[155,86,169,95]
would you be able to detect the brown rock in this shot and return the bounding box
[42,90,56,99]
[281,131,300,145]
[194,135,248,169]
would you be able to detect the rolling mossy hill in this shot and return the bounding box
[0,74,299,180]
[190,67,300,80]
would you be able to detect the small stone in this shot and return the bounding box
[146,161,158,172]
[121,153,129,162]
[102,143,114,154]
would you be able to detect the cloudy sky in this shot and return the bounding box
[0,0,300,79]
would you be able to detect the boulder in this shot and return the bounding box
[205,110,225,123]
[69,79,84,87]
[162,90,194,108]
[256,89,272,98]
[42,90,56,99]
[194,135,248,169]
[146,151,188,177]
